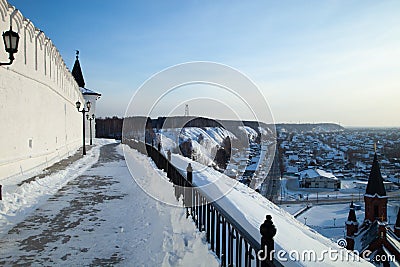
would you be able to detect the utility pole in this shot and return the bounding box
[184,104,189,116]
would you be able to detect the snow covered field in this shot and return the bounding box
[0,140,218,266]
[281,177,372,202]
[282,201,400,244]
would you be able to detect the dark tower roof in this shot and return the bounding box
[365,153,386,196]
[347,201,358,223]
[71,50,85,88]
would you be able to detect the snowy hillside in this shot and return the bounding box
[158,127,236,166]
[238,126,258,141]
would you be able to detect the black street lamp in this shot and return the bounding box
[86,114,95,146]
[76,100,91,155]
[1,26,19,66]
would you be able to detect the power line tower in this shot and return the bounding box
[184,104,189,116]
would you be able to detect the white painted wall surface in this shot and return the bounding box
[0,0,85,180]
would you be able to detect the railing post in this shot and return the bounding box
[211,206,215,251]
[248,247,254,267]
[191,187,195,219]
[202,196,206,231]
[236,231,241,267]
[260,215,277,267]
[199,195,203,231]
[244,241,249,267]
[216,212,221,258]
[222,217,227,266]
[181,176,186,201]
[184,186,193,218]
[195,190,200,228]
[186,163,193,184]
[166,160,170,180]
[206,203,211,242]
[228,224,233,266]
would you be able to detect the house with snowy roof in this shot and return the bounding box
[346,153,400,265]
[298,168,341,189]
[285,165,298,174]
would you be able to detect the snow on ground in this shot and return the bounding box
[123,145,219,266]
[282,177,366,201]
[0,140,219,266]
[169,153,373,266]
[280,203,310,216]
[294,201,400,243]
[0,139,113,234]
[299,203,363,242]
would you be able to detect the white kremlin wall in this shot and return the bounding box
[0,0,85,180]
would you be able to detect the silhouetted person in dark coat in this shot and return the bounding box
[260,214,277,267]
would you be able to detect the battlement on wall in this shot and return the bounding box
[0,0,83,104]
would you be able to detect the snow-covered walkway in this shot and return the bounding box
[0,141,218,266]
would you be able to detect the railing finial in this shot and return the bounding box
[260,214,277,266]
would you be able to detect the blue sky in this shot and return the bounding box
[8,0,400,126]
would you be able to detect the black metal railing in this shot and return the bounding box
[124,139,282,267]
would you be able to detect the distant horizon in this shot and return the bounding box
[95,115,400,128]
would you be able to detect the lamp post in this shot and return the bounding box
[0,26,19,66]
[76,100,91,155]
[86,114,95,146]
